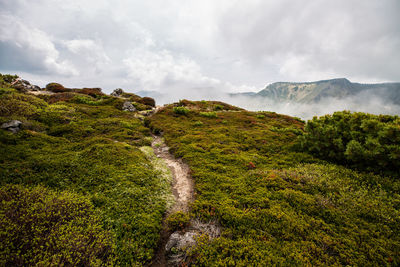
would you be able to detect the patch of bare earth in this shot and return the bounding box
[150,135,194,267]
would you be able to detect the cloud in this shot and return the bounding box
[0,14,78,76]
[0,0,398,100]
[217,0,400,82]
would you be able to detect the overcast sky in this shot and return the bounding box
[0,0,399,94]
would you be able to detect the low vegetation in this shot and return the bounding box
[147,102,400,266]
[1,74,400,266]
[299,111,400,176]
[0,81,167,265]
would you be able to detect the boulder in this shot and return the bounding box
[165,232,197,252]
[122,101,136,112]
[111,88,124,97]
[1,120,22,133]
[11,79,42,92]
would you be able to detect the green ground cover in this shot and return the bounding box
[0,78,168,266]
[147,100,400,266]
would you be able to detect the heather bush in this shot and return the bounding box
[139,96,156,107]
[47,92,76,104]
[46,83,69,93]
[78,87,104,97]
[0,184,116,266]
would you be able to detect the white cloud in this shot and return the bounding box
[0,14,78,76]
[0,0,399,96]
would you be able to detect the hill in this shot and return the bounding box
[232,78,400,104]
[1,74,399,266]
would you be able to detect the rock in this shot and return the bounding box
[138,109,155,116]
[165,231,198,253]
[111,88,124,97]
[165,231,198,265]
[11,78,42,92]
[32,85,42,91]
[122,101,136,112]
[1,120,22,133]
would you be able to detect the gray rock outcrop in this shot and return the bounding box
[122,101,136,112]
[1,120,22,133]
[111,88,124,97]
[11,79,41,92]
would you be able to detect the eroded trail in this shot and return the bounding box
[152,135,194,213]
[150,135,194,266]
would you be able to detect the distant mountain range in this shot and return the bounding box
[231,78,400,104]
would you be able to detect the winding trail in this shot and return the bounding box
[150,135,194,266]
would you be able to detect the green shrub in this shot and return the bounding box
[173,106,189,115]
[298,111,400,175]
[166,211,190,231]
[214,104,224,111]
[0,184,116,266]
[199,111,217,118]
[256,114,265,119]
[194,121,204,127]
[72,95,102,105]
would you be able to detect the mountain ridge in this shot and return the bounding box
[231,78,400,104]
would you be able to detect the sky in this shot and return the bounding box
[0,0,399,96]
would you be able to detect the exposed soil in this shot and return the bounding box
[150,135,194,267]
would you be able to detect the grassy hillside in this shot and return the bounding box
[1,74,400,266]
[147,100,400,266]
[0,75,169,266]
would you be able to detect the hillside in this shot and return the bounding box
[1,74,400,266]
[232,78,400,104]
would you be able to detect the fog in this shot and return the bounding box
[145,89,400,120]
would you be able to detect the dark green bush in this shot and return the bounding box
[299,111,400,175]
[0,184,115,266]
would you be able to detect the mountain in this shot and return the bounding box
[232,78,400,104]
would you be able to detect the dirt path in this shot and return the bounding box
[150,135,194,266]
